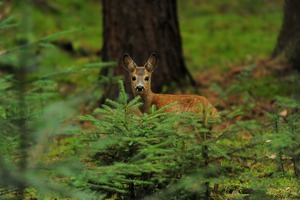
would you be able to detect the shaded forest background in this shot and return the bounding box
[1,0,300,199]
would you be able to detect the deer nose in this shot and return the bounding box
[136,85,144,92]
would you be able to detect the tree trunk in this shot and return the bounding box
[100,0,194,101]
[272,0,300,71]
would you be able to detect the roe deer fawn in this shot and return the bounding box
[122,53,218,116]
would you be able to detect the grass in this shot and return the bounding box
[178,0,284,72]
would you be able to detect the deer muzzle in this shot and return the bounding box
[136,85,144,92]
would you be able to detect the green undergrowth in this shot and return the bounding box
[75,81,300,199]
[1,70,299,199]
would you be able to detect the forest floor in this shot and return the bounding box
[197,57,289,113]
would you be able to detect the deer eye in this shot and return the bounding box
[132,76,136,81]
[144,76,149,81]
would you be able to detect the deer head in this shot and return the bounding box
[123,53,158,97]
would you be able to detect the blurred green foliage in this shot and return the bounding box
[0,1,111,199]
[1,0,102,92]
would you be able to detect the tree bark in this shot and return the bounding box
[100,0,194,101]
[272,0,300,71]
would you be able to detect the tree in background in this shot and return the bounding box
[100,0,195,101]
[271,0,300,182]
[272,0,300,72]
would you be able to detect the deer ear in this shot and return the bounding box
[123,53,137,72]
[144,53,158,72]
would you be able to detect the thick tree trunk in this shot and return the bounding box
[272,0,300,71]
[100,0,194,101]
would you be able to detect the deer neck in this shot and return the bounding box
[136,90,155,113]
